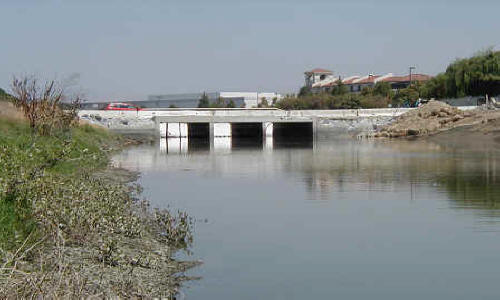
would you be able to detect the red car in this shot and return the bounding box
[105,102,142,111]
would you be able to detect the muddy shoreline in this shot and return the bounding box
[96,138,202,298]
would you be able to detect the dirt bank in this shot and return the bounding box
[374,101,500,138]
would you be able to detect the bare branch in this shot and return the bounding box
[10,76,80,135]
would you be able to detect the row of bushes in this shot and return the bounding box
[197,93,237,108]
[275,93,391,110]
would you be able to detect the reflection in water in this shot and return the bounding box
[158,135,314,154]
[440,152,500,218]
[118,137,500,211]
[213,137,231,153]
[160,137,189,154]
[112,137,500,300]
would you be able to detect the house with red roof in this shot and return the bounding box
[380,74,432,90]
[305,68,432,94]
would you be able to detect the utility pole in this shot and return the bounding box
[409,66,416,88]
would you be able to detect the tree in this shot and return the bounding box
[421,74,447,99]
[258,97,269,108]
[198,92,210,108]
[298,86,312,97]
[372,82,393,98]
[226,99,235,108]
[10,76,80,135]
[210,97,226,108]
[339,94,361,109]
[393,87,419,107]
[439,49,500,98]
[331,80,347,96]
[360,86,374,96]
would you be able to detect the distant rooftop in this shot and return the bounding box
[382,74,432,83]
[316,73,433,88]
[355,75,381,84]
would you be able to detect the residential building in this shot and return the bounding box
[307,68,432,94]
[304,68,335,89]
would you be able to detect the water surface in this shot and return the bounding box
[113,136,500,299]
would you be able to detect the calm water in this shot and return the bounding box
[113,136,500,300]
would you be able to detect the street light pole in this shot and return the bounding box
[409,66,416,88]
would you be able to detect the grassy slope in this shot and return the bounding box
[0,111,194,298]
[0,117,117,248]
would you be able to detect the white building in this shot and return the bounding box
[304,68,335,90]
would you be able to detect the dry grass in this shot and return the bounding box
[0,100,25,121]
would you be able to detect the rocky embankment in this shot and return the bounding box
[374,101,500,138]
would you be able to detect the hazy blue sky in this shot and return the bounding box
[1,0,499,100]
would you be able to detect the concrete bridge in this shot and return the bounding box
[78,107,477,152]
[80,107,415,132]
[150,109,318,152]
[154,109,315,138]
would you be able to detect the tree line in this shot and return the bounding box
[279,81,412,110]
[421,49,500,99]
[197,92,236,108]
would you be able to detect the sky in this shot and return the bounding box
[1,0,499,101]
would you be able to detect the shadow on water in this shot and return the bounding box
[188,138,210,152]
[273,137,313,149]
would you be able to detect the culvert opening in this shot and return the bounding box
[273,122,313,148]
[231,123,263,149]
[187,123,210,151]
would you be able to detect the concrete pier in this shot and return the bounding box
[213,123,231,137]
[159,137,188,153]
[166,123,188,137]
[262,122,273,138]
